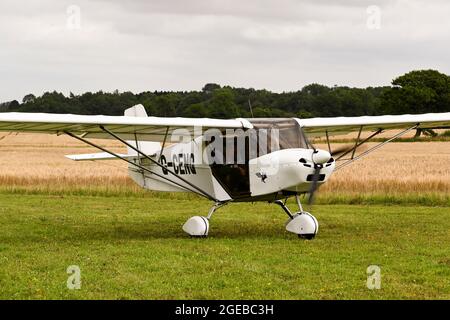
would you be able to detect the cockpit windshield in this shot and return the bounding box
[246,118,309,157]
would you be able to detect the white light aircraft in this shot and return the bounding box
[0,105,449,239]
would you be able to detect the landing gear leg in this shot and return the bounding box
[275,195,319,239]
[182,202,228,237]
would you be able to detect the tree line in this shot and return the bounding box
[1,70,449,118]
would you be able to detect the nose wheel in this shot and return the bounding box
[274,195,319,239]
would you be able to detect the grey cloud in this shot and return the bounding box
[0,0,449,101]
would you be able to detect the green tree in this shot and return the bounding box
[22,94,36,104]
[207,88,240,119]
[2,70,448,118]
[182,103,211,118]
[202,83,221,94]
[381,70,450,114]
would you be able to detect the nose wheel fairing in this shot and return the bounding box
[285,213,319,239]
[275,196,319,239]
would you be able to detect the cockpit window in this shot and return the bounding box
[246,118,309,157]
[207,118,308,198]
[204,118,309,163]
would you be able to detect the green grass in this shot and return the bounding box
[0,186,448,206]
[0,193,449,300]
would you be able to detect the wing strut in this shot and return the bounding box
[351,126,363,159]
[325,130,331,153]
[158,126,170,161]
[336,124,419,171]
[98,126,220,202]
[64,130,219,202]
[335,128,383,161]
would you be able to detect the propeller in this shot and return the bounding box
[307,162,322,205]
[330,145,353,157]
[307,144,368,204]
[307,149,330,205]
[330,144,368,158]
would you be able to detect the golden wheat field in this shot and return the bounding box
[0,132,449,196]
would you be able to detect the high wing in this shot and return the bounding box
[299,113,450,137]
[0,108,253,142]
[0,107,449,140]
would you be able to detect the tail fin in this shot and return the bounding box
[124,104,161,156]
[124,104,148,118]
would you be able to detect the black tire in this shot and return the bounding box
[298,234,315,240]
[190,235,208,239]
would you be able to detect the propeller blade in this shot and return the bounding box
[308,166,322,205]
[330,145,353,156]
[330,144,368,158]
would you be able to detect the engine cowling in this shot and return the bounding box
[249,148,335,196]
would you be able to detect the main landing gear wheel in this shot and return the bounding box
[182,202,227,238]
[182,216,209,237]
[275,195,319,239]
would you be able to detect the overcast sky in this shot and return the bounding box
[0,0,449,101]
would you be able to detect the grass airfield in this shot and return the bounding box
[0,133,448,299]
[0,193,448,300]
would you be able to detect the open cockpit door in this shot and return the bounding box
[208,118,311,199]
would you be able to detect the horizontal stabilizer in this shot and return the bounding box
[65,152,136,161]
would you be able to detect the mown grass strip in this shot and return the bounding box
[0,186,447,206]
